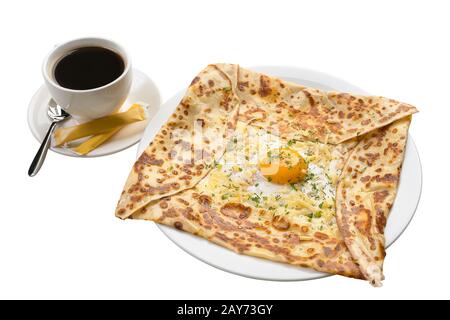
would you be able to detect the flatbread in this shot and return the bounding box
[116,64,240,219]
[116,64,418,285]
[336,116,411,286]
[236,66,416,144]
[132,186,364,279]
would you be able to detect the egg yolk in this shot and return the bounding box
[259,147,308,184]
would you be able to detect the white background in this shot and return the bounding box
[0,0,448,299]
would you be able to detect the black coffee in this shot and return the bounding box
[54,46,125,90]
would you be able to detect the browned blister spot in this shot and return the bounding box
[258,75,272,97]
[162,208,178,219]
[190,76,200,86]
[373,190,389,203]
[134,153,164,172]
[198,195,212,207]
[372,173,398,184]
[302,89,316,108]
[238,81,249,91]
[220,203,252,220]
[174,221,183,230]
[375,207,387,233]
[352,205,372,236]
[271,215,291,231]
[284,233,301,245]
[314,232,329,240]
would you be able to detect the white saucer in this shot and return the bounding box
[28,69,161,157]
[137,66,422,281]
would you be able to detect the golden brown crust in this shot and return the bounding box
[132,188,364,279]
[336,117,411,286]
[115,64,240,219]
[236,67,417,144]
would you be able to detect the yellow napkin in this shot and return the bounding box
[54,104,146,147]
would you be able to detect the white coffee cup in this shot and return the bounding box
[42,37,132,120]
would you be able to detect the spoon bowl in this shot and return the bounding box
[28,99,71,177]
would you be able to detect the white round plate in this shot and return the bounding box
[137,66,422,281]
[28,69,161,157]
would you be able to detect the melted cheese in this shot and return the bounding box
[197,122,342,235]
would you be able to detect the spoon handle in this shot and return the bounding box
[28,121,57,177]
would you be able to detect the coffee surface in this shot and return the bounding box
[54,46,125,90]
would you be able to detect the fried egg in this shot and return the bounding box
[196,122,344,233]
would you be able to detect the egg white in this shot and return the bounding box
[197,122,343,232]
